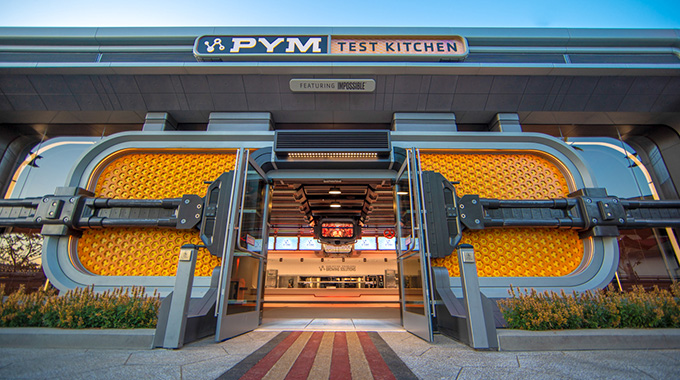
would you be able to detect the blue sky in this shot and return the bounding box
[0,0,679,28]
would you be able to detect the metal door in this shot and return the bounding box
[215,148,271,341]
[395,148,435,342]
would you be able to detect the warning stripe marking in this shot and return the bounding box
[236,332,406,380]
[306,331,334,380]
[240,331,303,380]
[263,331,313,380]
[284,331,323,380]
[330,332,351,380]
[347,332,373,380]
[358,332,396,380]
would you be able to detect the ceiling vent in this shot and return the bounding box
[275,130,391,156]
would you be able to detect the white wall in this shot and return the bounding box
[266,251,397,276]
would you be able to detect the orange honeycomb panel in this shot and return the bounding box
[78,228,220,277]
[77,152,236,277]
[422,152,583,277]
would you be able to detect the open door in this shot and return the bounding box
[215,148,271,341]
[395,148,435,342]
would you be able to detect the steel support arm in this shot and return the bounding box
[0,188,200,236]
[457,187,680,238]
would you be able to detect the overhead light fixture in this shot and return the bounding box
[323,243,353,254]
[330,202,342,208]
[397,190,409,195]
[328,187,342,195]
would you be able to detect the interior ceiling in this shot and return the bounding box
[270,179,395,236]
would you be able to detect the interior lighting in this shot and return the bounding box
[323,243,353,254]
[396,190,409,195]
[329,187,342,195]
[330,202,342,208]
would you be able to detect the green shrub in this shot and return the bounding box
[499,283,680,330]
[0,284,160,329]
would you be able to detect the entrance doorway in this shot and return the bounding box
[217,148,436,341]
[261,177,402,331]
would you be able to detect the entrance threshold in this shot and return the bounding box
[259,304,403,332]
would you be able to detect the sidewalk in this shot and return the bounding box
[1,330,679,379]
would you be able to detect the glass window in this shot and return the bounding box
[569,137,680,289]
[238,162,268,253]
[7,137,98,198]
[226,254,260,314]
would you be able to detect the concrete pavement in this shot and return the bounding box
[1,330,679,379]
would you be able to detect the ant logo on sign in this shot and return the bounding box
[205,38,226,53]
[195,36,328,56]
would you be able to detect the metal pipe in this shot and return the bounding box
[622,219,680,228]
[481,198,575,209]
[97,198,182,208]
[621,200,680,208]
[0,198,42,207]
[99,218,177,227]
[0,219,41,227]
[485,218,581,227]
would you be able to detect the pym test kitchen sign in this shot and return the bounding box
[194,35,468,59]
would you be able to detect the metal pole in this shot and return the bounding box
[162,245,198,349]
[457,244,496,350]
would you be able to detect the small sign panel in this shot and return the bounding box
[355,237,377,250]
[290,79,376,93]
[461,250,475,263]
[400,237,419,251]
[378,237,396,250]
[299,237,322,250]
[275,237,298,250]
[247,238,262,252]
[179,249,193,262]
[319,265,357,272]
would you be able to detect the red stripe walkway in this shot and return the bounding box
[238,332,398,380]
[240,331,303,380]
[284,331,324,380]
[358,332,397,380]
[329,332,351,380]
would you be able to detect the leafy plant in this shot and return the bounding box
[0,233,43,271]
[0,284,160,329]
[499,283,680,330]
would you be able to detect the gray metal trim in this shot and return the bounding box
[1,62,678,77]
[390,131,595,188]
[42,132,274,296]
[267,169,397,181]
[456,245,497,350]
[389,131,617,298]
[42,130,618,298]
[401,310,431,342]
[4,45,676,56]
[1,28,678,75]
[1,27,677,48]
[65,131,275,188]
[161,247,198,349]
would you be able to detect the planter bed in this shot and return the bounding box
[0,327,155,350]
[497,328,680,351]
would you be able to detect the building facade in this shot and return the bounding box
[0,27,679,342]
